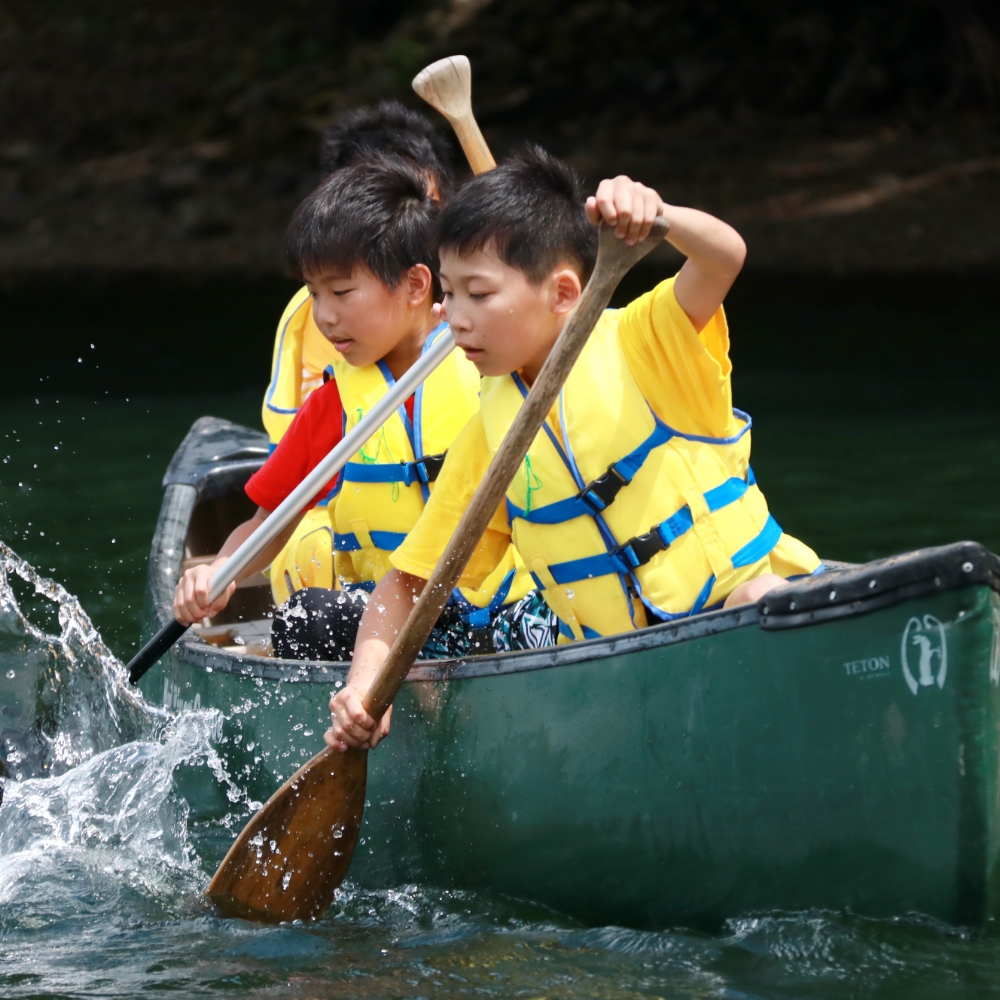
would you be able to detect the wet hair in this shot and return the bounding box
[319,100,455,196]
[286,154,439,288]
[436,145,597,285]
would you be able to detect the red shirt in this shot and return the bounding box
[246,377,415,513]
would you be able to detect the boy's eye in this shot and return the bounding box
[333,289,353,297]
[469,292,488,301]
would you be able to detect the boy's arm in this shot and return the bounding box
[325,413,508,751]
[173,508,304,624]
[325,569,427,750]
[587,177,746,332]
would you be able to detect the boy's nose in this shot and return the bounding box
[312,300,338,330]
[447,308,471,333]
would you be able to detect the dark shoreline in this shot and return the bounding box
[1,266,997,397]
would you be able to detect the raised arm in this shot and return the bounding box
[586,176,746,331]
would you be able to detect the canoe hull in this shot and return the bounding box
[140,581,1000,930]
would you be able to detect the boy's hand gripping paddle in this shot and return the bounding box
[205,217,670,922]
[126,54,497,688]
[412,55,496,174]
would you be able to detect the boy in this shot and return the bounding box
[173,156,534,659]
[327,147,821,751]
[263,101,456,605]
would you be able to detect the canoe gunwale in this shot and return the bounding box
[760,540,1000,629]
[168,602,766,684]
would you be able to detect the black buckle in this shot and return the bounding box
[414,452,446,483]
[615,527,667,570]
[577,464,628,513]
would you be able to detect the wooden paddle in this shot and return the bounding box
[205,215,669,921]
[412,56,495,175]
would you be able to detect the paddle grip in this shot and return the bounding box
[127,618,189,685]
[412,55,496,175]
[363,218,670,721]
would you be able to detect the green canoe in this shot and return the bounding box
[138,416,1000,931]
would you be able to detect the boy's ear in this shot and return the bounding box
[404,264,434,305]
[550,266,583,316]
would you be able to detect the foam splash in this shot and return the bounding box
[0,540,162,780]
[0,541,253,932]
[0,711,231,930]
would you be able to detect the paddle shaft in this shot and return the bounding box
[126,329,458,685]
[363,219,669,721]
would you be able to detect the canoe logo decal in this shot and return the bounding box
[900,615,947,695]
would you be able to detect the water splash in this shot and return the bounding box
[0,711,229,931]
[0,542,252,939]
[0,540,163,781]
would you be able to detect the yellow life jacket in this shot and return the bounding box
[333,323,533,615]
[480,312,821,641]
[268,506,336,606]
[261,286,341,448]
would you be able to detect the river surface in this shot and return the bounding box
[2,274,1000,998]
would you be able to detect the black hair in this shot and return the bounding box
[286,154,439,289]
[436,145,597,285]
[319,100,455,196]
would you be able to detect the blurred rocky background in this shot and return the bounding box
[1,0,999,277]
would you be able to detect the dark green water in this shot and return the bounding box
[1,273,1000,998]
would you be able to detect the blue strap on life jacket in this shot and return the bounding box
[549,514,781,638]
[449,567,517,629]
[507,420,676,524]
[341,452,447,487]
[556,618,604,641]
[540,477,775,586]
[333,530,408,552]
[506,410,754,526]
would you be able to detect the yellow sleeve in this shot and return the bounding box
[261,287,312,448]
[617,275,737,438]
[390,413,511,588]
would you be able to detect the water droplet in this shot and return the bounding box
[5,670,14,679]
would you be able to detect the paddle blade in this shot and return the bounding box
[206,746,367,922]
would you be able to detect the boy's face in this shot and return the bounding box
[439,245,581,380]
[305,264,431,368]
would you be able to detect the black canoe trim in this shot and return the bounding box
[759,540,1000,630]
[163,416,269,490]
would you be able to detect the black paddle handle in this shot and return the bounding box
[127,619,189,685]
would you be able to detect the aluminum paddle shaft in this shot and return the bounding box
[126,329,457,685]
